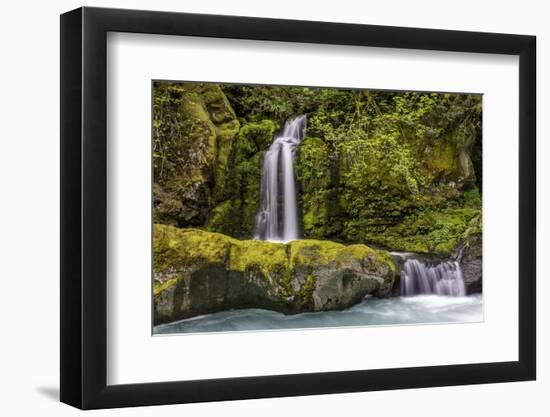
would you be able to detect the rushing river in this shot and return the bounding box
[153,294,483,335]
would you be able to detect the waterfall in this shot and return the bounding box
[400,259,466,297]
[254,115,307,242]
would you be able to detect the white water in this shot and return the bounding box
[153,294,482,334]
[401,259,466,297]
[254,115,307,242]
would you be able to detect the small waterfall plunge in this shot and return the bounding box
[400,259,466,297]
[254,115,307,242]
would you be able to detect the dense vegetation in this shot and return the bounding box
[153,82,482,256]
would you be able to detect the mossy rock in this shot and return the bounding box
[205,200,236,236]
[422,140,457,179]
[153,224,397,324]
[153,83,240,228]
[297,137,330,239]
[364,206,481,256]
[213,119,241,201]
[235,120,278,157]
[206,119,279,239]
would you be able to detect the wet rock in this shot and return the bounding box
[153,224,397,325]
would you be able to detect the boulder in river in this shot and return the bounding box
[153,224,398,325]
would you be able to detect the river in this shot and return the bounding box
[153,294,482,335]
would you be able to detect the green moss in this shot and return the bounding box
[154,224,397,298]
[200,84,237,124]
[297,137,330,238]
[153,277,180,297]
[180,93,210,120]
[365,207,481,256]
[423,140,457,178]
[222,120,279,238]
[461,211,482,244]
[288,238,393,272]
[299,274,317,299]
[153,224,233,273]
[153,82,241,228]
[213,119,241,201]
[289,239,344,269]
[228,239,287,277]
[336,244,375,267]
[235,120,278,159]
[460,213,482,257]
[205,200,235,234]
[464,186,482,208]
[233,152,263,237]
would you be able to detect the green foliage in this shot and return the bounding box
[365,207,481,256]
[235,120,278,158]
[223,85,317,122]
[293,89,481,254]
[153,81,482,256]
[464,186,482,208]
[234,152,263,236]
[205,200,235,235]
[297,137,330,238]
[204,120,278,238]
[213,119,241,201]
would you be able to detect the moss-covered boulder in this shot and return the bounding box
[153,224,397,325]
[288,239,397,310]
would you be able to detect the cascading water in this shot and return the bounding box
[254,115,307,242]
[400,259,466,297]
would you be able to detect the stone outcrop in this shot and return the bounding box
[458,231,482,294]
[152,83,240,227]
[153,224,398,325]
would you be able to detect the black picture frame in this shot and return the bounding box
[60,6,536,410]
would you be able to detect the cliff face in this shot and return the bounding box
[153,224,397,325]
[152,83,240,228]
[153,83,482,259]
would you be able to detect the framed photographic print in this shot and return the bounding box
[60,6,536,409]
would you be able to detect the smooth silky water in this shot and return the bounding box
[254,115,306,242]
[153,294,482,334]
